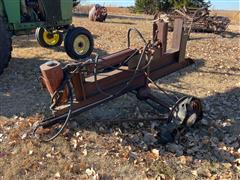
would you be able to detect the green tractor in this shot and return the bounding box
[0,0,94,74]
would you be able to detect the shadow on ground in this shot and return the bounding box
[59,58,238,165]
[220,31,240,39]
[105,20,136,25]
[0,46,108,118]
[65,86,240,166]
[26,57,239,165]
[189,31,240,41]
[1,55,239,167]
[0,57,69,118]
[13,33,100,51]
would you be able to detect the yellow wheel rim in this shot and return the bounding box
[43,31,60,46]
[73,35,90,55]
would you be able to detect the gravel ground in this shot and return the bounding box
[0,17,239,179]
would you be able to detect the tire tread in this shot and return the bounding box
[0,17,12,75]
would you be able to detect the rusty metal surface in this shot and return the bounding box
[40,61,63,96]
[86,48,137,73]
[172,18,184,51]
[40,61,68,104]
[71,72,86,101]
[153,22,168,53]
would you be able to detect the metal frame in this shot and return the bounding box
[65,19,189,112]
[37,18,202,142]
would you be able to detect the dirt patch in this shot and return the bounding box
[0,16,240,179]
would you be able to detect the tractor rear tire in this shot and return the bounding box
[35,27,63,48]
[0,18,12,75]
[64,27,94,60]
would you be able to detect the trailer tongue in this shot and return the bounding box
[35,18,203,143]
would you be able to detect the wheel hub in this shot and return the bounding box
[73,35,90,55]
[43,31,60,46]
[47,33,54,39]
[169,96,203,127]
[78,42,83,48]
